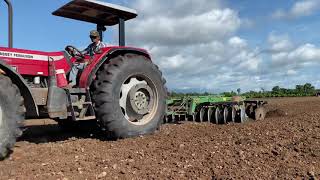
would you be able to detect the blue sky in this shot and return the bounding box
[0,0,121,50]
[233,0,320,47]
[1,0,318,50]
[1,0,320,92]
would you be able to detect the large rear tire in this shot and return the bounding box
[0,75,25,160]
[92,54,167,139]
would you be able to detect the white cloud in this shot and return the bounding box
[272,0,320,19]
[128,8,241,46]
[125,0,264,92]
[268,33,294,52]
[123,0,320,92]
[287,69,297,75]
[291,0,320,17]
[228,36,247,48]
[271,43,320,66]
[266,32,320,76]
[288,44,320,61]
[132,0,222,18]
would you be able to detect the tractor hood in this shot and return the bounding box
[52,0,137,26]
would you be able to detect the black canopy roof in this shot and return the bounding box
[52,0,138,26]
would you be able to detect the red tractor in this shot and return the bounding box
[0,0,167,159]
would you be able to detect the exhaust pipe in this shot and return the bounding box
[4,0,13,48]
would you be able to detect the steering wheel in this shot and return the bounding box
[65,45,85,59]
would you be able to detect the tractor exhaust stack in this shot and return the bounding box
[4,0,13,48]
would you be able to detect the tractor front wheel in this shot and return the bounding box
[92,54,167,139]
[0,75,25,160]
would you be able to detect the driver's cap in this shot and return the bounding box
[90,30,100,37]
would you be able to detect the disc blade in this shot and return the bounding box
[223,106,229,124]
[231,106,236,123]
[208,107,213,123]
[199,107,205,122]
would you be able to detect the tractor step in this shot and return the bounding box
[65,88,96,121]
[71,101,92,107]
[76,116,96,121]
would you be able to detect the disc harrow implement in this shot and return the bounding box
[165,96,267,124]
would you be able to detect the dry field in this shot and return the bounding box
[0,97,319,179]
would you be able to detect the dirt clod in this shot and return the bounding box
[97,172,107,179]
[266,109,288,118]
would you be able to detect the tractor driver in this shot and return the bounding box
[67,30,107,88]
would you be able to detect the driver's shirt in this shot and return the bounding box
[82,41,107,56]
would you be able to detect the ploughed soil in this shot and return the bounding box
[0,97,319,179]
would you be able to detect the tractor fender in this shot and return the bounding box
[86,48,151,87]
[0,60,38,117]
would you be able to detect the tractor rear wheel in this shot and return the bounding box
[0,75,25,160]
[92,54,167,139]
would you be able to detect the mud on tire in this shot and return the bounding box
[0,74,25,160]
[92,54,167,139]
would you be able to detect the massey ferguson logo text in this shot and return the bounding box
[0,51,50,61]
[0,51,34,59]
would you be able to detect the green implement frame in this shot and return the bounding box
[166,95,267,123]
[167,96,235,116]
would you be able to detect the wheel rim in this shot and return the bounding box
[0,104,3,127]
[119,76,158,125]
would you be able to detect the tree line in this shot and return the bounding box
[242,83,318,98]
[169,83,319,98]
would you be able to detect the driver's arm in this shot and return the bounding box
[81,44,91,55]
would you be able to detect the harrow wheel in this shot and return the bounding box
[245,104,255,119]
[231,106,236,123]
[235,106,247,123]
[214,106,224,124]
[223,106,232,124]
[207,107,213,123]
[199,107,206,122]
